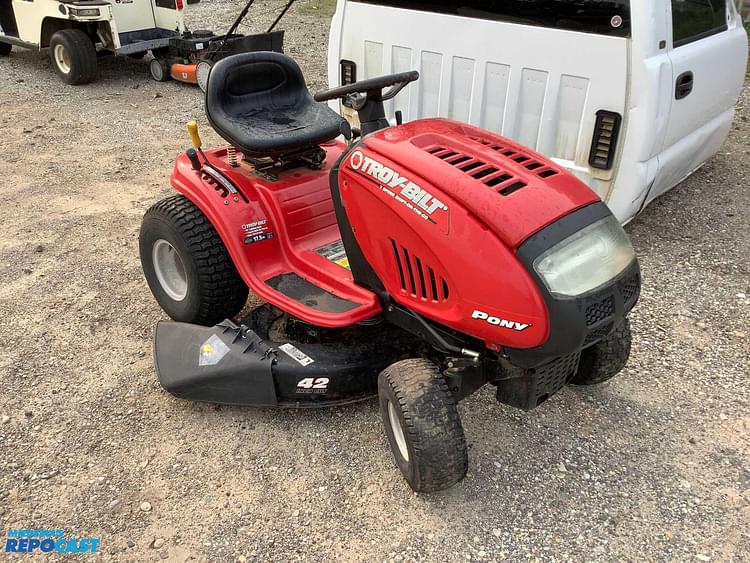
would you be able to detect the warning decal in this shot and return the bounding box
[315,240,350,270]
[279,343,314,366]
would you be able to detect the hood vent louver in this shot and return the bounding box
[424,137,558,197]
[390,239,449,302]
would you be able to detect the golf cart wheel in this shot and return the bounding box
[378,359,468,493]
[139,194,248,326]
[150,58,171,82]
[0,42,11,57]
[49,29,97,85]
[570,318,632,385]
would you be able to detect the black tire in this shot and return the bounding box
[49,29,97,85]
[139,195,248,326]
[0,42,11,57]
[570,318,632,385]
[150,58,171,82]
[378,358,468,493]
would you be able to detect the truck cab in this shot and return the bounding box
[327,0,748,223]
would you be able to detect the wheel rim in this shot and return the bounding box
[152,239,188,301]
[54,44,71,74]
[388,400,409,462]
[196,61,211,92]
[150,59,164,80]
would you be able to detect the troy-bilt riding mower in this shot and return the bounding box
[139,52,640,492]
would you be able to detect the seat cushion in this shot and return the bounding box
[206,52,348,157]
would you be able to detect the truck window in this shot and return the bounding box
[671,0,727,47]
[349,1,631,37]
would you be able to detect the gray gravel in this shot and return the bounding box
[0,2,749,561]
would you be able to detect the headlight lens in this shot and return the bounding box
[533,215,635,297]
[69,8,100,17]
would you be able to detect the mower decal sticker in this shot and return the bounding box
[242,219,274,245]
[198,334,230,366]
[279,343,314,367]
[348,150,448,225]
[296,377,329,394]
[471,310,531,332]
[315,240,350,270]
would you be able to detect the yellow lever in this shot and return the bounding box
[187,120,202,149]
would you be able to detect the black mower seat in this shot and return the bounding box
[206,52,350,158]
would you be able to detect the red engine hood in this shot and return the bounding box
[363,118,600,248]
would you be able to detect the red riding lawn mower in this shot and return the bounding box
[139,52,641,492]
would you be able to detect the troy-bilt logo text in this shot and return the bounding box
[349,151,448,218]
[472,310,530,332]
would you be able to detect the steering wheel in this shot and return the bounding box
[314,71,419,103]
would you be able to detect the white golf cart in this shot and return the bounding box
[328,0,748,224]
[0,0,199,84]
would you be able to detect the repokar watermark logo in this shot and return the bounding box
[4,529,100,554]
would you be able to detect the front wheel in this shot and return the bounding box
[378,359,468,493]
[149,58,171,82]
[570,318,632,385]
[139,195,248,326]
[49,29,97,85]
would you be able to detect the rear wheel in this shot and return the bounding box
[149,58,171,82]
[570,318,632,385]
[378,359,468,493]
[139,195,248,325]
[49,29,97,85]
[0,42,11,56]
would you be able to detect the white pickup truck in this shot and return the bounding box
[328,0,749,223]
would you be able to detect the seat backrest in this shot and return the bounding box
[206,51,310,119]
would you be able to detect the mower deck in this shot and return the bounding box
[171,144,382,327]
[154,305,418,407]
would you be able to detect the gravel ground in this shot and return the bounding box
[0,3,748,561]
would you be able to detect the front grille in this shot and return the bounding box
[620,272,640,305]
[583,322,613,346]
[585,295,615,326]
[532,351,581,406]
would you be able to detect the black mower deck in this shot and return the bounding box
[154,305,419,408]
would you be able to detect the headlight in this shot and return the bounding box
[69,8,100,17]
[533,215,635,297]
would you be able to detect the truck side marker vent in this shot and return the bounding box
[589,110,622,170]
[390,239,449,302]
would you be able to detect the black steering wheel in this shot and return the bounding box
[314,70,419,103]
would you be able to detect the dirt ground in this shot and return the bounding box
[1,3,749,562]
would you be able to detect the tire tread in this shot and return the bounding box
[380,358,468,492]
[143,195,248,325]
[50,29,97,85]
